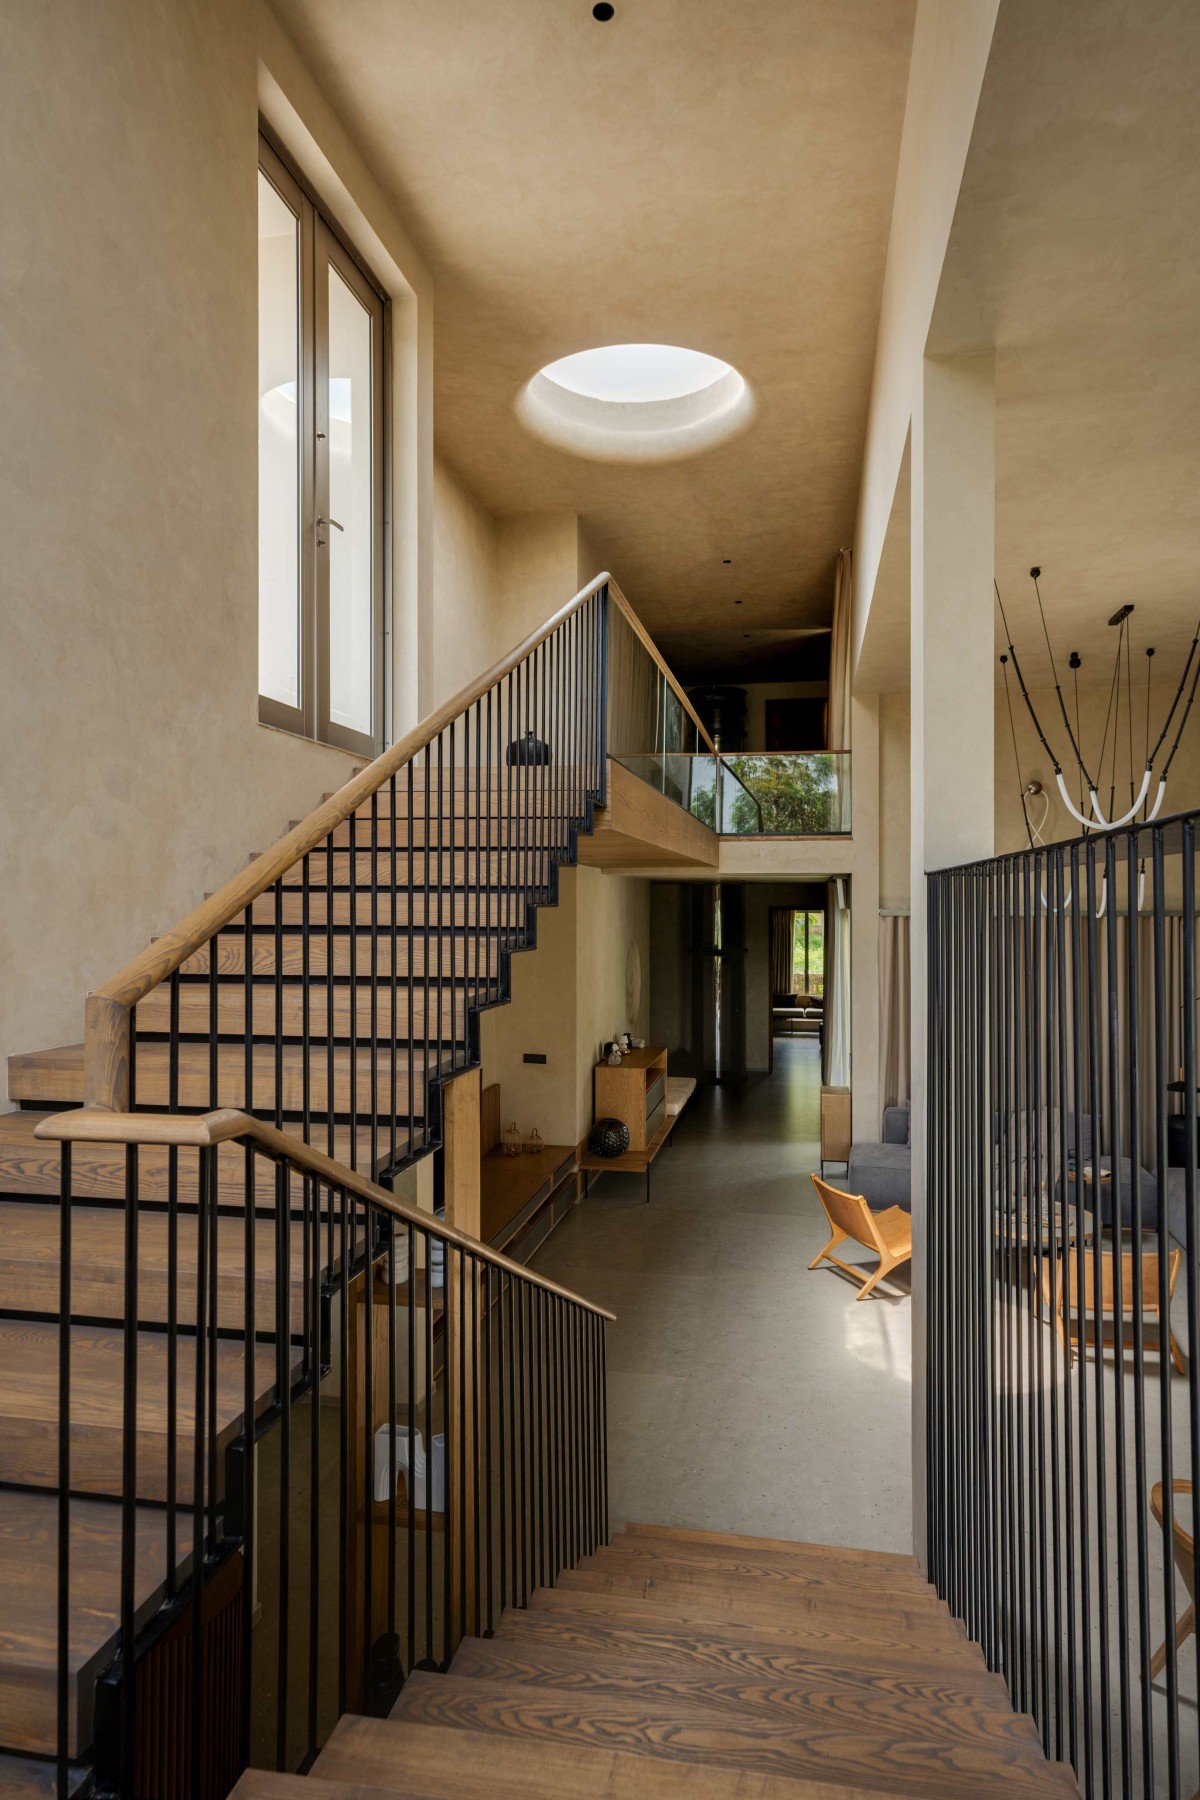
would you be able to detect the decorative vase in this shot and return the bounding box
[507,728,551,767]
[589,1118,630,1159]
[606,1045,623,1066]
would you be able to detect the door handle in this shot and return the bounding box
[317,516,343,547]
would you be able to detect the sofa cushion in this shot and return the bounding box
[882,1105,911,1147]
[846,1141,911,1213]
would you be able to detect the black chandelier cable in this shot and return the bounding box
[1030,566,1099,791]
[1072,652,1087,825]
[1000,654,1036,853]
[1143,647,1155,823]
[995,579,1064,774]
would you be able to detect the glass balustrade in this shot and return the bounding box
[613,750,851,836]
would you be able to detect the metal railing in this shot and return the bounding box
[928,811,1200,1800]
[39,1108,610,1796]
[36,576,655,1795]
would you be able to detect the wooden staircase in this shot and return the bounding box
[0,576,1073,1798]
[227,1522,1075,1799]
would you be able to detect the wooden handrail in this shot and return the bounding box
[35,1108,616,1321]
[83,569,707,1106]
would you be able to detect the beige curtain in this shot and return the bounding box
[879,913,910,1113]
[827,549,852,753]
[770,909,796,997]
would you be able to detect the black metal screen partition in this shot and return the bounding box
[927,812,1200,1800]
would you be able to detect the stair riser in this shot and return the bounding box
[137,983,469,1041]
[8,1044,438,1112]
[322,817,564,848]
[0,1129,381,1204]
[254,891,536,928]
[278,850,556,888]
[178,934,500,979]
[572,1557,951,1615]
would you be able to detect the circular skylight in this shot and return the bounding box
[518,342,752,464]
[540,343,733,405]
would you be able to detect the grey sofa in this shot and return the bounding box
[847,1105,911,1212]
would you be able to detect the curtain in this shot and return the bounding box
[770,909,796,998]
[824,881,851,1086]
[879,913,910,1113]
[827,549,852,753]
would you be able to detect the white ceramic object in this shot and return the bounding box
[373,1424,445,1511]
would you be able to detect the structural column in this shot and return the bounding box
[909,351,995,1566]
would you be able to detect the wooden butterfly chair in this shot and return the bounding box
[1039,1245,1185,1372]
[809,1174,912,1302]
[1150,1479,1196,1681]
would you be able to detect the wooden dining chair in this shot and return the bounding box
[1039,1245,1185,1372]
[809,1174,913,1302]
[1150,1479,1196,1680]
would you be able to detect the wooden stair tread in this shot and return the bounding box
[0,1752,89,1799]
[0,1317,291,1502]
[389,1672,1068,1800]
[0,1487,191,1756]
[597,1539,937,1599]
[529,1585,968,1652]
[0,1112,380,1204]
[136,980,470,1040]
[619,1523,921,1573]
[507,1598,985,1663]
[556,1568,959,1635]
[7,1041,441,1111]
[494,1606,1000,1689]
[314,1714,917,1800]
[0,1200,346,1328]
[451,1635,1016,1715]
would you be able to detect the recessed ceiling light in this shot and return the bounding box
[593,2,615,17]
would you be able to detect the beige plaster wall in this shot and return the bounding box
[495,515,583,664]
[431,457,497,710]
[574,867,650,1137]
[478,865,649,1148]
[0,0,432,1107]
[852,0,999,651]
[879,691,912,910]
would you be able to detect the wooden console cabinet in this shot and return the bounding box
[594,1047,667,1152]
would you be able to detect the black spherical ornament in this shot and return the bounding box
[589,1117,630,1158]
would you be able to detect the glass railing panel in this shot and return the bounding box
[614,752,719,821]
[613,751,851,835]
[718,753,851,834]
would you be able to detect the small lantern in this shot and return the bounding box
[502,1121,523,1157]
[524,1126,544,1156]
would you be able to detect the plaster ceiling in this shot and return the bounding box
[929,0,1200,689]
[272,0,915,640]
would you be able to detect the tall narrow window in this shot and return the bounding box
[258,136,385,754]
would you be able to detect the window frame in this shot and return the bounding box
[257,130,387,758]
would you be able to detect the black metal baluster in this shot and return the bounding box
[191,1145,212,1800]
[1126,830,1154,1798]
[1103,835,1133,1795]
[276,1159,292,1767]
[1152,827,1181,1799]
[56,1140,72,1800]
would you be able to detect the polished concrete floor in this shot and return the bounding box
[532,1038,914,1553]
